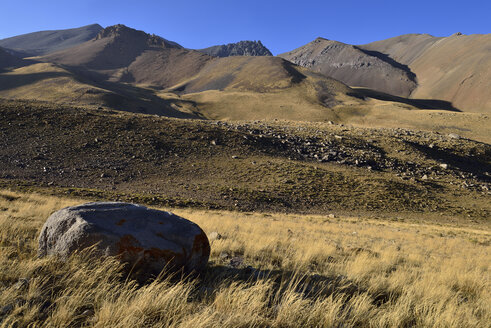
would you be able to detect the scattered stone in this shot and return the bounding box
[0,304,14,316]
[422,174,428,180]
[231,155,239,159]
[448,133,460,139]
[38,202,210,280]
[81,309,95,317]
[208,231,222,241]
[328,214,336,219]
[219,251,230,259]
[14,278,29,290]
[440,164,448,169]
[229,256,244,268]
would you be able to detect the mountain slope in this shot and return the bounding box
[36,24,368,120]
[0,24,103,57]
[39,24,210,89]
[360,33,441,66]
[41,24,183,70]
[198,40,272,57]
[279,38,417,97]
[361,33,491,113]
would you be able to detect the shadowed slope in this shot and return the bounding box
[0,47,28,71]
[279,38,417,97]
[0,24,103,57]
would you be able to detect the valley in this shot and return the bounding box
[0,21,489,328]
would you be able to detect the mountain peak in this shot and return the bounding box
[198,40,272,57]
[95,24,182,48]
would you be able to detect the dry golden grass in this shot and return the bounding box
[0,190,489,327]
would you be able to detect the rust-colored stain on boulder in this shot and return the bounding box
[192,231,211,257]
[117,234,143,254]
[116,219,126,226]
[117,234,184,266]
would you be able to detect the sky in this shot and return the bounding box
[0,0,489,55]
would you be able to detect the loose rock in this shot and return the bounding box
[208,231,222,241]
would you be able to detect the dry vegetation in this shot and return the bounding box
[0,190,489,327]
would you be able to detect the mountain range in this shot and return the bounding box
[0,24,489,141]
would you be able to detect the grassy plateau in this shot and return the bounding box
[0,190,489,327]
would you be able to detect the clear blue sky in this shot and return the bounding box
[1,0,489,54]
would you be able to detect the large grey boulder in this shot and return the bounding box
[38,202,210,279]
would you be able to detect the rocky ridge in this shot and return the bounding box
[198,40,272,57]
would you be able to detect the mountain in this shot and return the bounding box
[39,24,209,89]
[0,24,103,57]
[279,38,417,97]
[1,25,364,120]
[360,33,491,113]
[2,24,488,139]
[198,40,273,57]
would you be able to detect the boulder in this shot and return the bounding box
[38,202,210,279]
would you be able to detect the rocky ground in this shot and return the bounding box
[1,98,489,223]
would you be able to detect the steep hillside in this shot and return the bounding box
[361,33,491,113]
[0,24,103,57]
[279,38,417,97]
[198,40,272,57]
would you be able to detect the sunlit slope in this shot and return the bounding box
[361,33,491,113]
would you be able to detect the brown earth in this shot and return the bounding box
[1,98,489,223]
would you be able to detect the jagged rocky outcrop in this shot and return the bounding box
[198,40,272,57]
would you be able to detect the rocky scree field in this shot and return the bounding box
[0,98,490,224]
